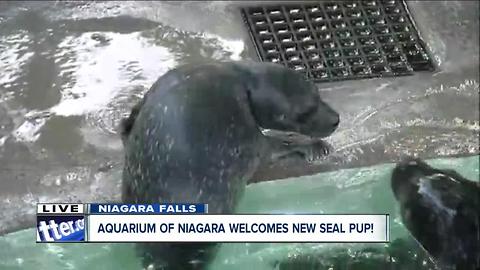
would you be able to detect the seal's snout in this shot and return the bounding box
[299,103,340,138]
[330,112,340,128]
[320,102,340,130]
[391,156,430,202]
[396,156,426,168]
[393,156,430,176]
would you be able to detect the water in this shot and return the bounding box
[0,1,249,234]
[0,155,478,270]
[0,1,478,269]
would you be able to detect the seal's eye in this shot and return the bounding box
[296,106,318,123]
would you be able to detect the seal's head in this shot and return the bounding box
[391,157,480,269]
[241,62,339,138]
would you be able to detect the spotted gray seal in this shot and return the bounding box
[391,157,480,270]
[120,61,340,269]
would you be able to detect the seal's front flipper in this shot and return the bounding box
[284,141,331,163]
[266,136,332,163]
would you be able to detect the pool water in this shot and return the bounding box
[1,156,478,270]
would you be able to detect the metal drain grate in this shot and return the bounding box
[241,0,434,82]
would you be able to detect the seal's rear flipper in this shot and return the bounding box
[119,99,145,144]
[138,242,218,270]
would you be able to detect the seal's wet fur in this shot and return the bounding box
[120,61,340,269]
[391,157,480,270]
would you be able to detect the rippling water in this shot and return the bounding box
[0,1,249,234]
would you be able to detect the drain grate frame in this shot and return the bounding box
[241,0,435,82]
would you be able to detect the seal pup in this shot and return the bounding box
[120,61,340,269]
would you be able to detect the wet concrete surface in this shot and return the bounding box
[0,1,478,234]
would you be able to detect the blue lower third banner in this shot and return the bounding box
[36,215,85,242]
[86,214,390,243]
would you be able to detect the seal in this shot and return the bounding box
[120,61,340,269]
[391,157,480,270]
